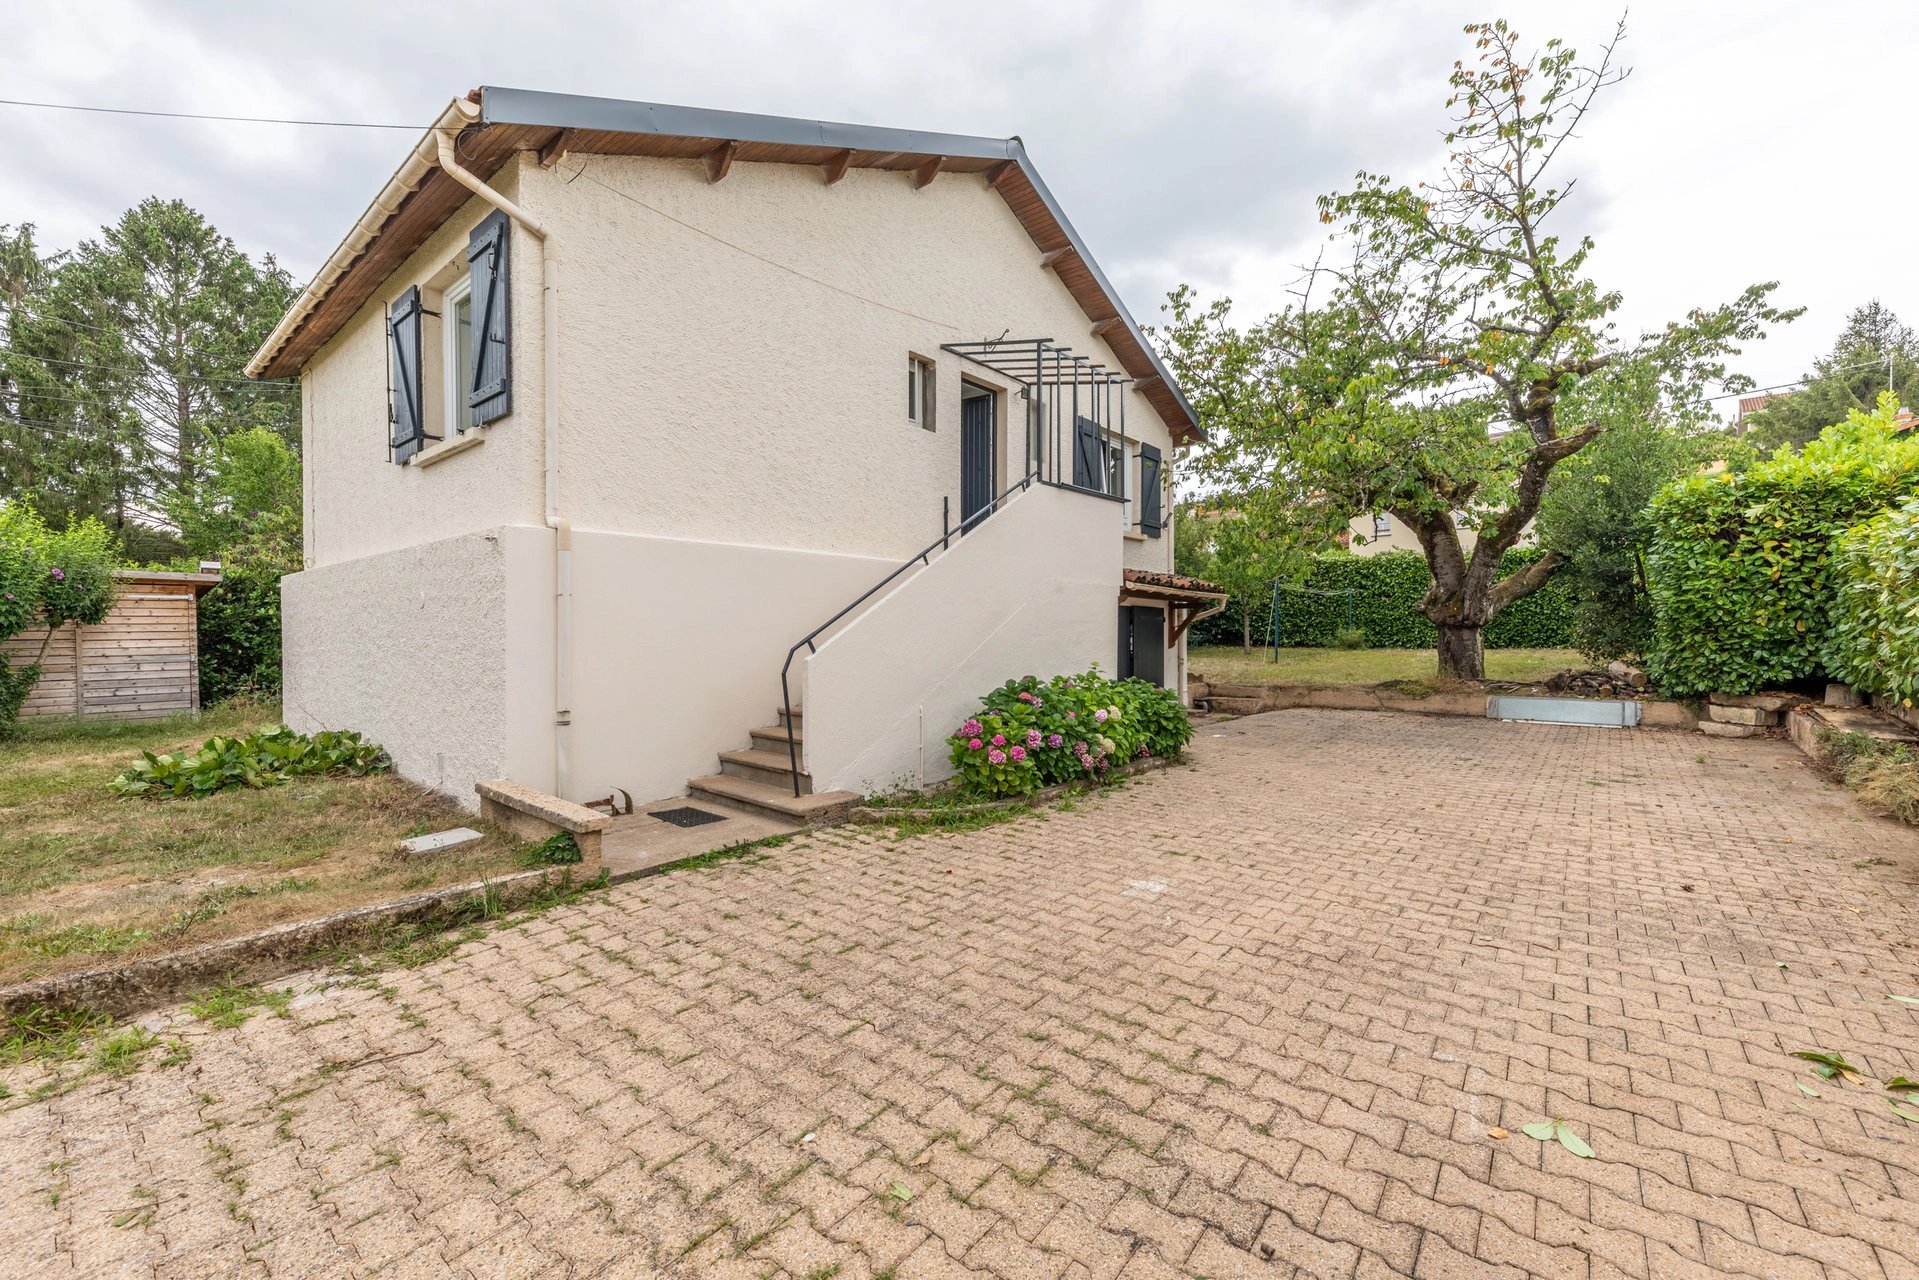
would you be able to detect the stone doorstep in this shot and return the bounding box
[1698,720,1761,739]
[475,778,609,874]
[1708,704,1778,727]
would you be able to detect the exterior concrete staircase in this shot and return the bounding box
[687,705,862,825]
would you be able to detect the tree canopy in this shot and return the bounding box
[1158,17,1794,678]
[0,201,297,552]
[1745,301,1919,452]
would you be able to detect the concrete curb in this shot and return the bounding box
[1192,682,1701,729]
[848,754,1179,824]
[0,864,592,1022]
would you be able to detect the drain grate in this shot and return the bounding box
[651,806,727,829]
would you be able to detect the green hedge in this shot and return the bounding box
[1825,496,1919,708]
[1646,403,1919,696]
[1190,548,1574,649]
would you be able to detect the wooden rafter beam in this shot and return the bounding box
[983,159,1016,189]
[537,128,587,170]
[704,140,736,184]
[1090,317,1125,338]
[912,156,944,189]
[821,148,853,185]
[1039,246,1075,270]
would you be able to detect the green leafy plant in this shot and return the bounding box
[0,504,119,735]
[519,833,582,868]
[948,668,1192,798]
[1190,547,1576,651]
[1332,626,1368,650]
[108,724,390,798]
[1646,394,1919,695]
[1826,494,1919,708]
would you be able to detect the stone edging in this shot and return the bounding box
[1192,682,1701,729]
[0,865,588,1022]
[848,754,1179,824]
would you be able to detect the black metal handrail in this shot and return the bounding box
[777,470,1040,795]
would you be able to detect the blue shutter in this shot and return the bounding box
[388,286,425,463]
[1072,416,1102,491]
[466,209,512,426]
[1139,442,1163,537]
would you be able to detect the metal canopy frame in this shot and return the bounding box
[943,338,1130,501]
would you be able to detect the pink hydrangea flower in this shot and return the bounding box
[49,567,66,581]
[1066,711,1077,721]
[1009,745,1026,761]
[1094,709,1109,723]
[987,748,1007,765]
[968,737,983,750]
[1047,733,1063,748]
[991,734,1006,747]
[1026,729,1042,747]
[1018,691,1037,704]
[961,718,982,737]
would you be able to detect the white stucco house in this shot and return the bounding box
[249,87,1223,821]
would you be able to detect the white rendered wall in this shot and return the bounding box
[298,168,546,571]
[280,525,553,809]
[563,528,892,804]
[802,483,1120,795]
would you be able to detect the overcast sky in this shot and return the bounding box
[5,0,1913,409]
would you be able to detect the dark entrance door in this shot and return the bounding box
[960,387,997,532]
[1118,606,1166,686]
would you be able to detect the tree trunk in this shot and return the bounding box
[1240,607,1252,654]
[1436,624,1484,681]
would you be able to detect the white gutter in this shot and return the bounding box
[433,100,575,799]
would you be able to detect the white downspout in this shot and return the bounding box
[435,108,574,798]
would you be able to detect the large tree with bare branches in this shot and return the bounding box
[1159,17,1794,678]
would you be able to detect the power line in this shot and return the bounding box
[0,346,292,390]
[0,97,420,130]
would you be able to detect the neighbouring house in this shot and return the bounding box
[3,569,221,720]
[248,87,1224,819]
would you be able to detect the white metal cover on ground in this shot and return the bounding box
[1486,694,1642,728]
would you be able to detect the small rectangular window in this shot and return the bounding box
[1372,515,1392,538]
[908,356,936,430]
[444,275,476,436]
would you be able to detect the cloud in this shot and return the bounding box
[3,0,1914,393]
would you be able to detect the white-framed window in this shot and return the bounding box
[908,355,936,430]
[443,274,476,436]
[1100,434,1130,526]
[1372,514,1392,538]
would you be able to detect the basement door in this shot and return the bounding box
[960,384,997,532]
[1118,605,1165,687]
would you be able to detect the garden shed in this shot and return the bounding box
[5,568,222,721]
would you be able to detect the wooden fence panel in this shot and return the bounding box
[11,576,209,722]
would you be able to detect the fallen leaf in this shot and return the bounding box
[887,1180,914,1203]
[1796,1082,1821,1097]
[1891,1101,1919,1125]
[1793,1050,1866,1083]
[1486,1127,1508,1140]
[1790,1099,1815,1113]
[1521,1121,1556,1141]
[1556,1126,1596,1159]
[1884,1076,1919,1095]
[1888,994,1919,1007]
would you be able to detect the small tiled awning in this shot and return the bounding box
[1119,568,1228,644]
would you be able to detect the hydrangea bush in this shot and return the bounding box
[947,668,1195,797]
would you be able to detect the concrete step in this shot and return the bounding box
[687,773,859,826]
[777,705,804,730]
[749,723,803,753]
[718,747,813,794]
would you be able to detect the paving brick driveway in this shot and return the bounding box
[7,708,1919,1280]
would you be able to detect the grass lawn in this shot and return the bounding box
[1189,645,1584,689]
[0,700,529,986]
